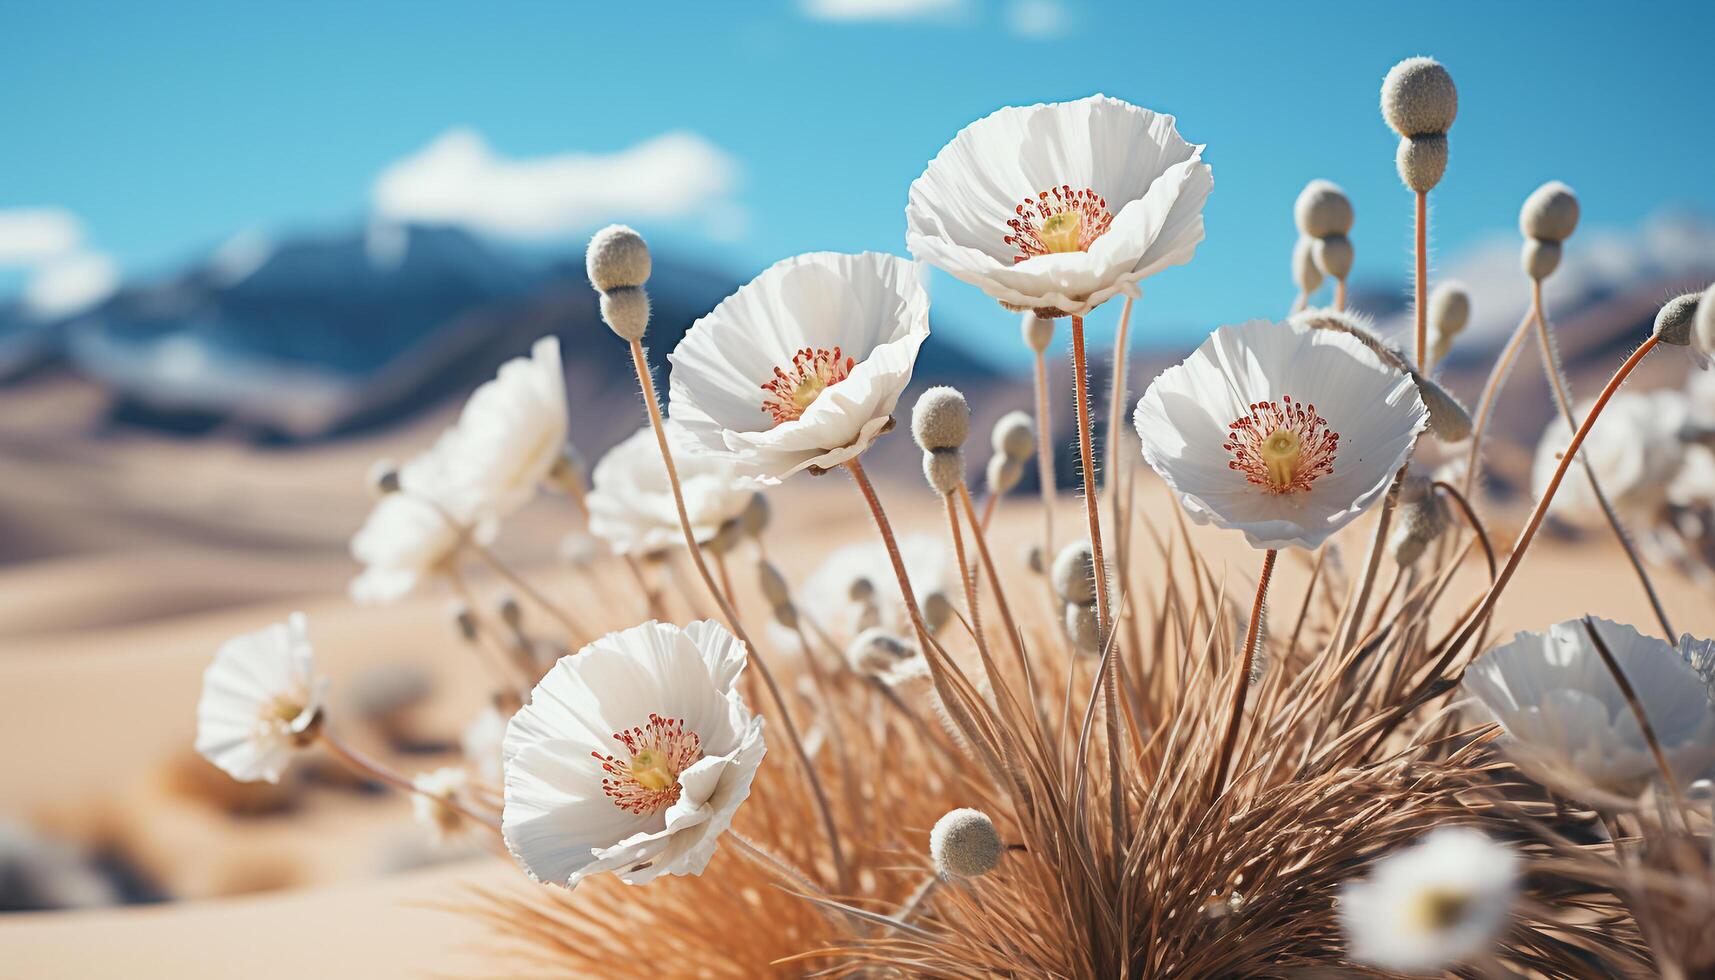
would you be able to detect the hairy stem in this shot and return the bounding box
[1211,549,1277,801]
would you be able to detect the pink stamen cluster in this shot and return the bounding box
[760,346,855,426]
[1225,396,1340,495]
[594,713,703,816]
[1004,185,1114,263]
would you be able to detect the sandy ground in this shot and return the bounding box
[1,374,1710,977]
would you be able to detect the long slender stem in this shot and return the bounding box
[625,339,848,891]
[1460,309,1535,500]
[1105,297,1136,671]
[1414,191,1428,369]
[1529,279,1675,641]
[318,730,500,835]
[1070,313,1125,854]
[943,492,984,645]
[957,480,1048,744]
[1211,549,1277,801]
[1334,278,1348,313]
[1341,475,1401,654]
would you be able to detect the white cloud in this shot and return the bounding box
[372,128,742,240]
[0,208,84,266]
[1005,0,1071,38]
[23,252,118,318]
[800,0,966,20]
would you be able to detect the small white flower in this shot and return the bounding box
[1462,618,1715,799]
[412,766,474,842]
[1133,318,1428,551]
[436,336,569,522]
[348,449,469,603]
[907,94,1212,316]
[667,252,929,483]
[800,533,951,645]
[195,614,327,784]
[1340,827,1517,974]
[502,620,765,889]
[586,422,757,556]
[1532,389,1687,526]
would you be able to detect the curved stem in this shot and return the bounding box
[1530,279,1675,641]
[1211,549,1277,802]
[318,730,500,835]
[1462,312,1534,499]
[1443,337,1662,666]
[944,492,985,647]
[979,488,999,532]
[625,339,848,892]
[1413,191,1428,369]
[957,481,1049,745]
[1341,474,1401,654]
[1032,347,1057,569]
[1070,313,1125,855]
[1433,480,1496,582]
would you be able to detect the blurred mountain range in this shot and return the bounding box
[0,224,1000,444]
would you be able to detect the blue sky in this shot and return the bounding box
[2,0,1712,367]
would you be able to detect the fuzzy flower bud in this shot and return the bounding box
[757,560,791,608]
[1294,180,1355,239]
[1024,544,1044,575]
[1521,238,1562,282]
[912,386,970,451]
[1654,292,1701,348]
[1396,135,1448,194]
[1390,491,1450,566]
[1380,57,1457,138]
[738,491,769,538]
[1412,370,1474,442]
[367,458,401,496]
[705,517,743,556]
[1313,234,1354,280]
[585,224,652,292]
[1292,236,1325,295]
[923,591,955,634]
[929,808,1003,879]
[987,453,1024,497]
[599,286,650,342]
[847,627,912,676]
[450,603,478,642]
[1695,283,1715,362]
[1519,181,1579,243]
[497,595,523,631]
[1428,282,1471,363]
[923,448,965,496]
[991,410,1036,461]
[1050,540,1096,606]
[1064,601,1100,655]
[1021,313,1054,354]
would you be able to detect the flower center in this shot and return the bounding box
[595,713,703,816]
[1404,887,1474,932]
[1005,185,1114,264]
[1224,396,1339,495]
[761,347,855,426]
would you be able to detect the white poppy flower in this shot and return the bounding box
[1133,318,1428,551]
[907,94,1213,316]
[800,533,951,645]
[1339,827,1517,974]
[667,252,929,483]
[1461,618,1715,799]
[1532,389,1687,525]
[195,614,327,784]
[586,422,757,556]
[347,434,488,604]
[437,336,569,522]
[502,620,765,888]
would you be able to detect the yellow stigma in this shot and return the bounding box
[791,376,828,413]
[628,749,676,792]
[1259,429,1302,489]
[1038,210,1084,254]
[1405,887,1473,932]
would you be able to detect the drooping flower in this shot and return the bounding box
[348,440,472,604]
[435,336,569,522]
[1339,827,1517,974]
[668,252,929,483]
[502,620,765,888]
[1133,318,1428,551]
[585,422,757,556]
[907,94,1213,317]
[195,613,327,784]
[1461,618,1715,799]
[1532,389,1688,526]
